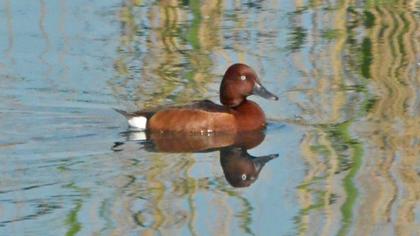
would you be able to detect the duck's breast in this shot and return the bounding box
[233,100,266,131]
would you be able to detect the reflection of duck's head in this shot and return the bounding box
[220,147,278,188]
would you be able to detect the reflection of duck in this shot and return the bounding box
[114,130,278,188]
[115,63,278,133]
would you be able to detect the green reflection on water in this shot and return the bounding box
[64,183,89,236]
[326,122,363,236]
[287,26,307,52]
[185,0,202,50]
[1,0,416,235]
[321,29,343,41]
[361,37,373,79]
[65,200,82,236]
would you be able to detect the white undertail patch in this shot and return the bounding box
[128,116,147,130]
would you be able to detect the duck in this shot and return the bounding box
[115,63,278,133]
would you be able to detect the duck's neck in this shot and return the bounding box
[220,95,243,107]
[232,100,266,131]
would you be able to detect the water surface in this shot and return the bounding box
[0,0,419,235]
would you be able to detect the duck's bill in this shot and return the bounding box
[253,82,279,100]
[253,153,279,173]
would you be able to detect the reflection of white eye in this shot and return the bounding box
[240,75,246,80]
[241,174,247,180]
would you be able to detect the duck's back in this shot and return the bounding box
[148,100,237,133]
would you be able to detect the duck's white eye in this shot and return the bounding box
[240,75,246,80]
[241,174,247,180]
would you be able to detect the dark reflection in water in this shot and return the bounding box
[0,0,419,235]
[220,147,277,188]
[114,130,278,188]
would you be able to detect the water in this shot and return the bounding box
[0,0,419,235]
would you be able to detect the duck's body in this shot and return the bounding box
[116,63,278,133]
[117,99,265,133]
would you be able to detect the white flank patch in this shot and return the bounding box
[128,116,147,130]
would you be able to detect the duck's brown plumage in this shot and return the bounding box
[147,100,236,132]
[146,100,266,132]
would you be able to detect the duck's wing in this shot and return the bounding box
[114,100,229,118]
[184,99,231,113]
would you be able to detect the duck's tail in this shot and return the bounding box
[114,108,148,130]
[114,108,131,118]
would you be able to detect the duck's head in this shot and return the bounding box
[220,63,278,107]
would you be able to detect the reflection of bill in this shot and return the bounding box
[113,130,278,188]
